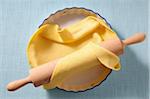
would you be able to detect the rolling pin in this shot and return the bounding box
[7,33,145,91]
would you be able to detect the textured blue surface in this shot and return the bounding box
[0,0,149,99]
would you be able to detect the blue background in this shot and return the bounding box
[0,0,149,99]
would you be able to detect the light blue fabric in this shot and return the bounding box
[0,0,149,99]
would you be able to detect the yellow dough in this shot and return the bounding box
[27,16,121,91]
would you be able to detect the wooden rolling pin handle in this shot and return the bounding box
[7,76,32,91]
[122,33,145,46]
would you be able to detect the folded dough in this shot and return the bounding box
[27,16,121,91]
